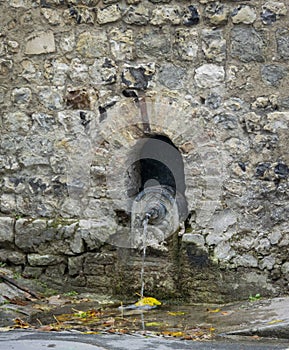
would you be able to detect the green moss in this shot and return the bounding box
[47,218,79,229]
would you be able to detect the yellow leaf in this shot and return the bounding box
[210,327,216,332]
[13,318,30,329]
[145,322,165,327]
[0,327,12,332]
[163,331,184,337]
[167,311,186,316]
[135,297,161,307]
[267,319,284,324]
[207,308,221,313]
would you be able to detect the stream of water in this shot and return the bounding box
[140,217,149,299]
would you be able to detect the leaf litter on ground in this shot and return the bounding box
[3,293,216,341]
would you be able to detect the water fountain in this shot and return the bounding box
[131,185,180,251]
[128,134,188,299]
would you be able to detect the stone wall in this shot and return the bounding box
[1,0,289,302]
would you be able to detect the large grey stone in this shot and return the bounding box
[68,255,84,276]
[202,29,226,63]
[0,217,14,244]
[276,28,289,60]
[233,254,258,268]
[15,219,48,252]
[123,5,150,25]
[182,233,205,246]
[27,253,65,266]
[0,249,26,264]
[77,219,117,250]
[261,64,287,86]
[136,28,171,58]
[231,27,265,62]
[158,63,186,89]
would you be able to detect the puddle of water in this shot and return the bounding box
[30,302,219,341]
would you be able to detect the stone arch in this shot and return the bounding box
[97,95,225,227]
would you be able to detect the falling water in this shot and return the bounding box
[140,216,149,299]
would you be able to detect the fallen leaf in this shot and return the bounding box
[103,317,115,326]
[0,327,12,332]
[267,319,284,325]
[13,318,30,329]
[221,311,229,316]
[135,297,161,308]
[169,331,184,337]
[207,308,221,313]
[145,322,166,327]
[37,325,58,332]
[167,311,186,316]
[162,331,184,337]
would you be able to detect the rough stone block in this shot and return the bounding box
[194,64,225,88]
[0,217,14,244]
[261,64,287,86]
[2,112,32,135]
[27,253,65,266]
[25,31,55,55]
[15,219,47,252]
[233,254,258,268]
[109,28,134,61]
[182,233,205,246]
[231,5,257,24]
[123,5,150,25]
[23,266,44,279]
[173,28,198,61]
[151,6,182,25]
[77,219,117,250]
[97,4,122,24]
[202,29,226,63]
[136,28,171,59]
[159,63,186,89]
[0,249,25,264]
[204,2,229,26]
[231,27,265,62]
[68,256,84,276]
[76,32,109,58]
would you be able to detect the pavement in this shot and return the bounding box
[1,268,289,349]
[0,330,289,350]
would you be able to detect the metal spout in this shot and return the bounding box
[131,185,180,249]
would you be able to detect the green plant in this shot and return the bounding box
[249,293,261,302]
[0,262,7,268]
[63,291,79,297]
[13,272,21,279]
